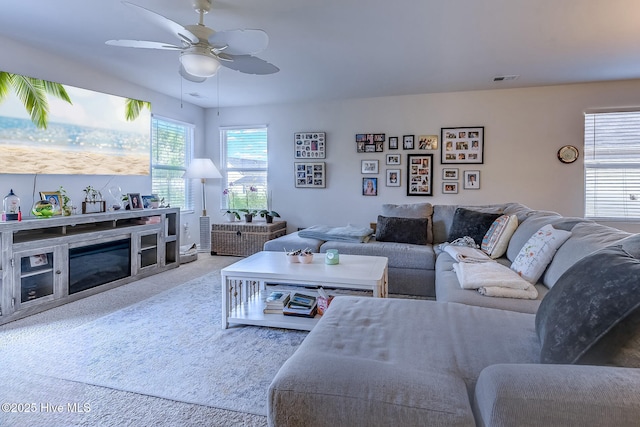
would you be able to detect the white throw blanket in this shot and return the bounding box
[444,245,492,263]
[452,262,539,299]
[478,285,538,299]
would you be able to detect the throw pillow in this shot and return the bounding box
[481,214,518,259]
[510,224,571,284]
[381,203,433,243]
[375,215,429,245]
[448,208,501,247]
[535,245,640,366]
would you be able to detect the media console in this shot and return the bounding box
[0,208,180,325]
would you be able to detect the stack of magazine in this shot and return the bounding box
[283,292,318,318]
[263,291,291,314]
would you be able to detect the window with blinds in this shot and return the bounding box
[220,126,268,210]
[584,111,640,219]
[151,116,194,211]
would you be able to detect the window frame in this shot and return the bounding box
[220,125,269,211]
[584,109,640,221]
[151,114,195,212]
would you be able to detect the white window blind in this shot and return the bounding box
[151,116,194,210]
[584,111,640,219]
[220,126,268,210]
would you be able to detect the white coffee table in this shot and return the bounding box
[221,251,388,330]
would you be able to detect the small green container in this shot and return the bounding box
[325,249,339,265]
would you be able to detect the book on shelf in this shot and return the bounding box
[264,291,290,310]
[283,292,317,318]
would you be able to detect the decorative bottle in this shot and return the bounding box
[3,189,20,221]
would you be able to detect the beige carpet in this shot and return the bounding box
[0,255,282,427]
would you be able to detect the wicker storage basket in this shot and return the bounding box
[211,221,286,256]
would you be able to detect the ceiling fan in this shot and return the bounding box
[106,0,279,82]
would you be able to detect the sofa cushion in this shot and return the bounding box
[375,215,429,245]
[381,203,433,243]
[268,297,539,427]
[510,224,571,284]
[535,245,640,365]
[433,204,509,244]
[262,231,324,253]
[320,239,435,270]
[506,212,562,261]
[448,208,502,246]
[542,222,631,288]
[481,214,518,259]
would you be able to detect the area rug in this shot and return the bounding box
[0,270,308,416]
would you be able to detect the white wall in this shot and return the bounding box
[0,36,206,244]
[205,80,640,233]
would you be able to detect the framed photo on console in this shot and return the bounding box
[407,154,433,196]
[128,193,143,210]
[39,191,62,215]
[441,126,484,164]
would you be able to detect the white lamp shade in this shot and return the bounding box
[183,158,222,179]
[180,48,221,78]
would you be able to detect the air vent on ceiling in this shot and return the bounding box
[493,75,519,82]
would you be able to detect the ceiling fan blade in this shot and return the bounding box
[179,65,207,83]
[220,54,279,75]
[122,1,199,44]
[208,29,269,55]
[106,39,183,50]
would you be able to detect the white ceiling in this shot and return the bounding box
[2,0,640,109]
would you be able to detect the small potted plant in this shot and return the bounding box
[285,248,301,263]
[225,209,240,222]
[239,209,259,223]
[258,209,280,224]
[58,186,73,216]
[298,248,314,264]
[149,195,160,209]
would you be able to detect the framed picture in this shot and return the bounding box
[295,162,326,188]
[463,170,481,189]
[39,191,62,215]
[442,168,459,180]
[355,133,385,153]
[407,154,433,196]
[388,136,399,150]
[386,154,401,165]
[141,194,159,209]
[128,193,143,209]
[402,135,415,150]
[361,159,379,174]
[294,132,325,159]
[418,135,439,150]
[386,169,401,187]
[21,253,53,274]
[441,126,484,164]
[363,177,378,196]
[442,182,458,194]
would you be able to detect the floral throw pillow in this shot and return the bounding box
[481,214,518,259]
[510,224,571,284]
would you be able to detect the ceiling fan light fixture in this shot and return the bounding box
[180,47,221,78]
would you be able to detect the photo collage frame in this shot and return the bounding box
[294,132,326,159]
[295,162,326,188]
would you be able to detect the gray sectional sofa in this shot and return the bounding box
[265,203,640,426]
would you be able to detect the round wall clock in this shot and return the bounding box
[557,145,579,163]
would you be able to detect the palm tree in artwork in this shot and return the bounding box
[0,71,72,129]
[124,98,151,121]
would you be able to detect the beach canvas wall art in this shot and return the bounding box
[0,72,151,175]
